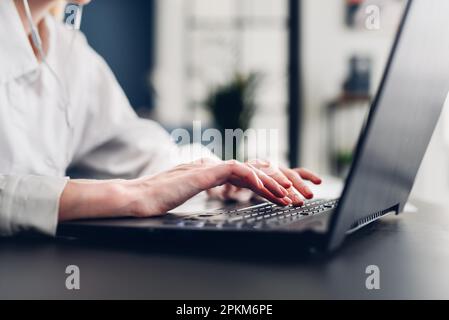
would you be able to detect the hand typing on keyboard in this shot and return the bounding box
[60,158,322,221]
[207,159,322,207]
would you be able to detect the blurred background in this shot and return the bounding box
[80,0,449,204]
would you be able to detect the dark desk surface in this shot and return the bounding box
[1,199,449,299]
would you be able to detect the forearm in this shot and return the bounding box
[58,179,138,221]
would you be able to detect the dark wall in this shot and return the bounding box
[81,0,155,110]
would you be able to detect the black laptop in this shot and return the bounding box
[58,0,449,251]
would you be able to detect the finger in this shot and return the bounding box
[294,168,322,185]
[223,185,235,199]
[222,184,234,199]
[281,168,314,199]
[207,186,226,200]
[249,184,292,206]
[248,159,292,189]
[247,163,289,198]
[248,193,291,207]
[195,160,260,192]
[260,167,292,189]
[286,187,305,206]
[220,160,264,190]
[201,160,291,206]
[226,173,291,206]
[227,187,253,202]
[225,162,290,204]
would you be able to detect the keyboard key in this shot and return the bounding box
[228,216,244,222]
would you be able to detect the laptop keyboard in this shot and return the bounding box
[163,199,339,230]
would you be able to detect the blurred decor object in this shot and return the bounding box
[345,0,364,27]
[206,72,261,160]
[327,55,373,177]
[327,96,371,177]
[327,55,372,177]
[343,55,371,98]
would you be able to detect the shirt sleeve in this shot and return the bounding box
[0,175,68,236]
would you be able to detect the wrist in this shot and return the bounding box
[113,179,146,217]
[123,179,160,218]
[58,179,138,221]
[102,179,137,216]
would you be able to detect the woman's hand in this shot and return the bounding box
[59,158,315,221]
[250,159,322,205]
[207,159,322,206]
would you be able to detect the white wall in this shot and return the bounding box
[411,104,449,204]
[152,0,188,124]
[153,0,289,163]
[301,0,405,173]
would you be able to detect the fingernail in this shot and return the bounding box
[281,187,289,197]
[293,195,304,206]
[284,197,292,205]
[302,187,313,199]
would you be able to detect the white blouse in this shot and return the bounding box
[0,0,194,236]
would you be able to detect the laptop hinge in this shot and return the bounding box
[346,204,400,234]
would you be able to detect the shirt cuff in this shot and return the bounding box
[0,175,69,236]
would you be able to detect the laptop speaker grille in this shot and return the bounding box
[348,205,399,233]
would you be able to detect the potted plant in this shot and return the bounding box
[205,72,260,160]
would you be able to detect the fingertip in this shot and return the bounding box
[311,175,322,184]
[294,199,305,207]
[272,197,291,207]
[283,182,293,189]
[291,196,304,207]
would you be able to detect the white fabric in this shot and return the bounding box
[0,0,203,236]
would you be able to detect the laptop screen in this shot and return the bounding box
[328,0,449,249]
